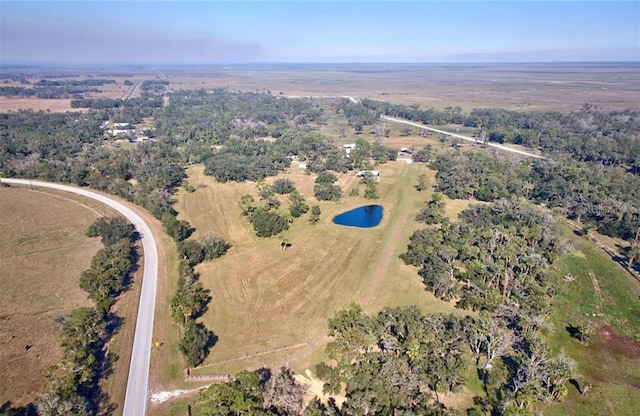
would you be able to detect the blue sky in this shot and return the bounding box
[1,1,638,64]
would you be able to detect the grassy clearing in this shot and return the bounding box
[172,162,459,379]
[0,185,160,413]
[540,232,640,415]
[0,186,102,406]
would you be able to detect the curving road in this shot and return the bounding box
[1,179,157,416]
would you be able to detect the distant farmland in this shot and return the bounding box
[2,63,638,113]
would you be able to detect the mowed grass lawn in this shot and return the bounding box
[0,186,101,406]
[174,162,460,376]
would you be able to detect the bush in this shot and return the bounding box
[363,180,379,199]
[178,240,205,266]
[200,232,231,260]
[273,178,296,194]
[309,205,321,224]
[314,183,342,201]
[86,216,135,246]
[315,171,337,184]
[179,321,216,367]
[249,208,290,237]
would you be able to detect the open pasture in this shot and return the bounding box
[542,236,640,415]
[165,63,640,112]
[0,186,103,406]
[173,162,461,376]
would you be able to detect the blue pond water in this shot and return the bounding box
[333,205,384,228]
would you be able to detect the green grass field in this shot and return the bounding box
[540,233,640,415]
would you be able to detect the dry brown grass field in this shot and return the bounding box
[171,162,463,379]
[0,185,155,413]
[0,186,103,406]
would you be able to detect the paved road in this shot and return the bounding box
[1,179,158,416]
[339,95,543,160]
[383,116,545,159]
[124,80,142,100]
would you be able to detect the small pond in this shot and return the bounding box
[332,205,384,228]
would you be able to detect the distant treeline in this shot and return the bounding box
[71,97,163,110]
[0,79,117,99]
[0,85,100,99]
[35,78,117,87]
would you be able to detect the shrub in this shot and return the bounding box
[273,178,296,194]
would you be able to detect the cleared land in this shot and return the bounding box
[542,235,640,415]
[0,186,102,406]
[172,162,461,378]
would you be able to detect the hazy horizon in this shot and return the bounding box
[1,1,639,66]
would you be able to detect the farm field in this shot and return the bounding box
[0,186,102,406]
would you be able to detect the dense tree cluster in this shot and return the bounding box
[314,171,343,201]
[157,89,323,145]
[0,79,115,99]
[80,217,136,314]
[70,97,163,112]
[140,79,169,95]
[35,79,117,87]
[0,85,101,99]
[466,106,640,167]
[273,178,296,194]
[319,303,467,414]
[402,199,562,312]
[85,216,135,246]
[334,98,381,133]
[191,367,307,415]
[288,191,309,218]
[346,138,397,170]
[529,158,640,240]
[79,239,134,314]
[204,140,289,182]
[415,192,445,224]
[431,150,640,240]
[430,151,529,201]
[249,207,291,238]
[361,99,467,125]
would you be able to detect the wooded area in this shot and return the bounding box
[1,81,638,415]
